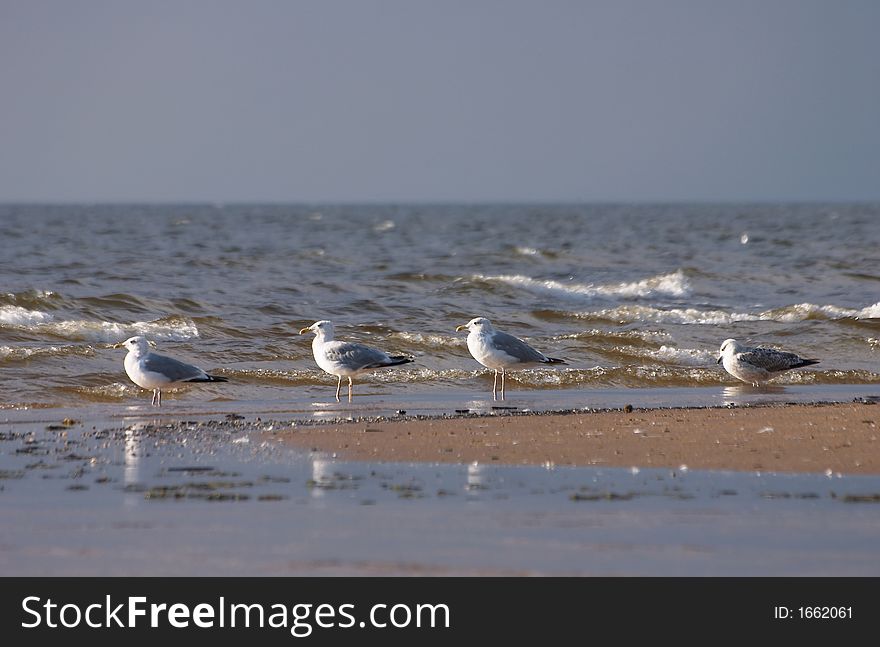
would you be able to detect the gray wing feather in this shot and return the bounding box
[325,342,391,370]
[143,352,207,382]
[737,348,804,372]
[491,331,549,363]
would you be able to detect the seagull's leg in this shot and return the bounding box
[492,370,498,400]
[348,377,353,402]
[500,368,506,401]
[335,376,342,402]
[151,390,157,406]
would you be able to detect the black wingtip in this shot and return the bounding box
[794,359,820,369]
[187,374,230,383]
[387,356,415,367]
[545,357,567,365]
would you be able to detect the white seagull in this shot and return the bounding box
[300,320,413,402]
[115,336,228,406]
[456,317,566,400]
[717,338,819,386]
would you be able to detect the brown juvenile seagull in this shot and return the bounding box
[717,338,819,386]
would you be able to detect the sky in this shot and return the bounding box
[1,0,879,203]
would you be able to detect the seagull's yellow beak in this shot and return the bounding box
[455,324,468,332]
[299,327,311,335]
[111,341,124,349]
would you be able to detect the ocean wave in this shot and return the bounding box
[222,368,322,385]
[389,331,466,348]
[472,270,690,302]
[551,329,672,345]
[579,301,880,325]
[0,306,200,341]
[43,318,200,342]
[0,344,96,363]
[645,346,717,366]
[0,290,59,308]
[0,305,53,326]
[857,302,880,319]
[775,369,880,385]
[67,382,136,401]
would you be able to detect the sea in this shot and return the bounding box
[3,203,880,578]
[1,203,878,414]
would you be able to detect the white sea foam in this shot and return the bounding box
[76,382,135,398]
[43,319,200,342]
[390,331,466,347]
[0,306,199,342]
[474,270,690,302]
[0,344,95,361]
[645,346,717,366]
[580,302,880,325]
[857,302,880,319]
[373,219,396,232]
[552,329,672,342]
[0,306,53,326]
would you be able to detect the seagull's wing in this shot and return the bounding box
[490,331,549,363]
[736,348,808,373]
[143,352,208,382]
[324,341,393,370]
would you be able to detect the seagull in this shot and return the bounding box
[717,338,819,386]
[455,317,566,400]
[114,336,228,406]
[299,320,413,402]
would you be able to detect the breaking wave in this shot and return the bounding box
[0,306,199,342]
[472,270,691,302]
[579,302,880,325]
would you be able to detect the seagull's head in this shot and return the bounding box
[718,338,738,363]
[116,336,150,354]
[300,320,334,339]
[456,317,493,333]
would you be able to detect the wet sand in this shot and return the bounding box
[269,402,880,474]
[4,399,880,576]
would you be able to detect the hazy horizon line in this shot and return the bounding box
[2,198,878,207]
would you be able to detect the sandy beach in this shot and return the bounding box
[267,402,880,474]
[3,397,880,576]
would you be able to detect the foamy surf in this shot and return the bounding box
[0,344,96,363]
[2,203,879,409]
[472,270,691,302]
[389,331,467,348]
[578,301,880,325]
[644,346,718,366]
[0,307,200,342]
[0,305,53,326]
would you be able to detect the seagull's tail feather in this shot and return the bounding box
[186,374,230,383]
[792,359,820,369]
[361,356,413,370]
[543,357,567,365]
[382,356,415,368]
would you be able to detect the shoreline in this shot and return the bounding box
[263,400,880,474]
